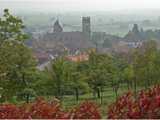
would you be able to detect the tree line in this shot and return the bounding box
[1,9,160,104]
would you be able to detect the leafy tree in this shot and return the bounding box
[123,65,134,90]
[143,40,157,87]
[0,41,36,102]
[111,56,127,99]
[87,52,116,103]
[46,57,69,100]
[0,9,36,102]
[66,62,89,102]
[32,70,52,96]
[0,9,27,46]
[131,40,159,97]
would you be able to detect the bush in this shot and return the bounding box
[0,104,26,119]
[0,98,101,119]
[2,85,160,119]
[71,101,101,119]
[0,98,70,119]
[24,97,70,119]
[108,85,160,119]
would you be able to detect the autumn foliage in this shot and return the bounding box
[0,98,101,119]
[108,85,160,119]
[2,85,160,119]
[71,101,101,119]
[0,98,69,119]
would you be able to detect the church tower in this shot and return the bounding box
[82,17,91,40]
[53,20,63,33]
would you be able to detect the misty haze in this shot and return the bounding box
[1,0,160,119]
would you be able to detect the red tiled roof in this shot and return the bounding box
[66,53,89,62]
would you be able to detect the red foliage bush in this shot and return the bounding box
[0,98,70,119]
[0,98,101,119]
[0,104,27,119]
[108,85,160,119]
[3,85,160,119]
[24,97,70,119]
[71,101,101,119]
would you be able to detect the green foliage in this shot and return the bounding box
[86,52,118,100]
[65,62,90,102]
[32,70,51,96]
[132,40,159,89]
[46,57,70,99]
[0,9,28,45]
[0,9,37,102]
[2,10,160,115]
[0,40,36,102]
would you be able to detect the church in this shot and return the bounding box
[35,17,94,55]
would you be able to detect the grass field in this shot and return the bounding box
[45,84,143,117]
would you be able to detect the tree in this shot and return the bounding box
[130,40,159,98]
[46,57,69,100]
[0,9,27,46]
[32,70,52,96]
[111,56,127,99]
[143,40,157,87]
[66,62,89,103]
[123,65,134,90]
[87,52,116,103]
[0,41,36,102]
[0,9,36,102]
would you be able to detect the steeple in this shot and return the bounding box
[82,17,91,40]
[53,19,63,33]
[132,24,139,34]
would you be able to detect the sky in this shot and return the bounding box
[1,0,160,12]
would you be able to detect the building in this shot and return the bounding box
[82,17,91,40]
[113,41,143,54]
[53,20,63,33]
[34,17,94,70]
[124,24,144,42]
[66,53,89,62]
[35,17,94,54]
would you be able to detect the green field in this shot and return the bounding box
[44,84,143,117]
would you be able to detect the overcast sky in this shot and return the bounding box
[1,0,160,12]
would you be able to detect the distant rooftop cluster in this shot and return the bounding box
[66,53,89,62]
[31,16,160,70]
[32,17,93,70]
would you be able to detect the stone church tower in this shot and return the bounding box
[82,17,91,40]
[53,20,63,33]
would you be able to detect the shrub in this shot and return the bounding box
[0,98,69,119]
[71,101,101,119]
[0,98,101,119]
[24,97,70,119]
[108,85,160,119]
[0,104,28,119]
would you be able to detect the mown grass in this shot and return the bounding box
[57,84,141,117]
[3,83,143,118]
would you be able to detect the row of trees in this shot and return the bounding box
[37,40,160,103]
[1,9,160,104]
[38,53,120,102]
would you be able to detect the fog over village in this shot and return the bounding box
[1,0,160,119]
[2,0,160,68]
